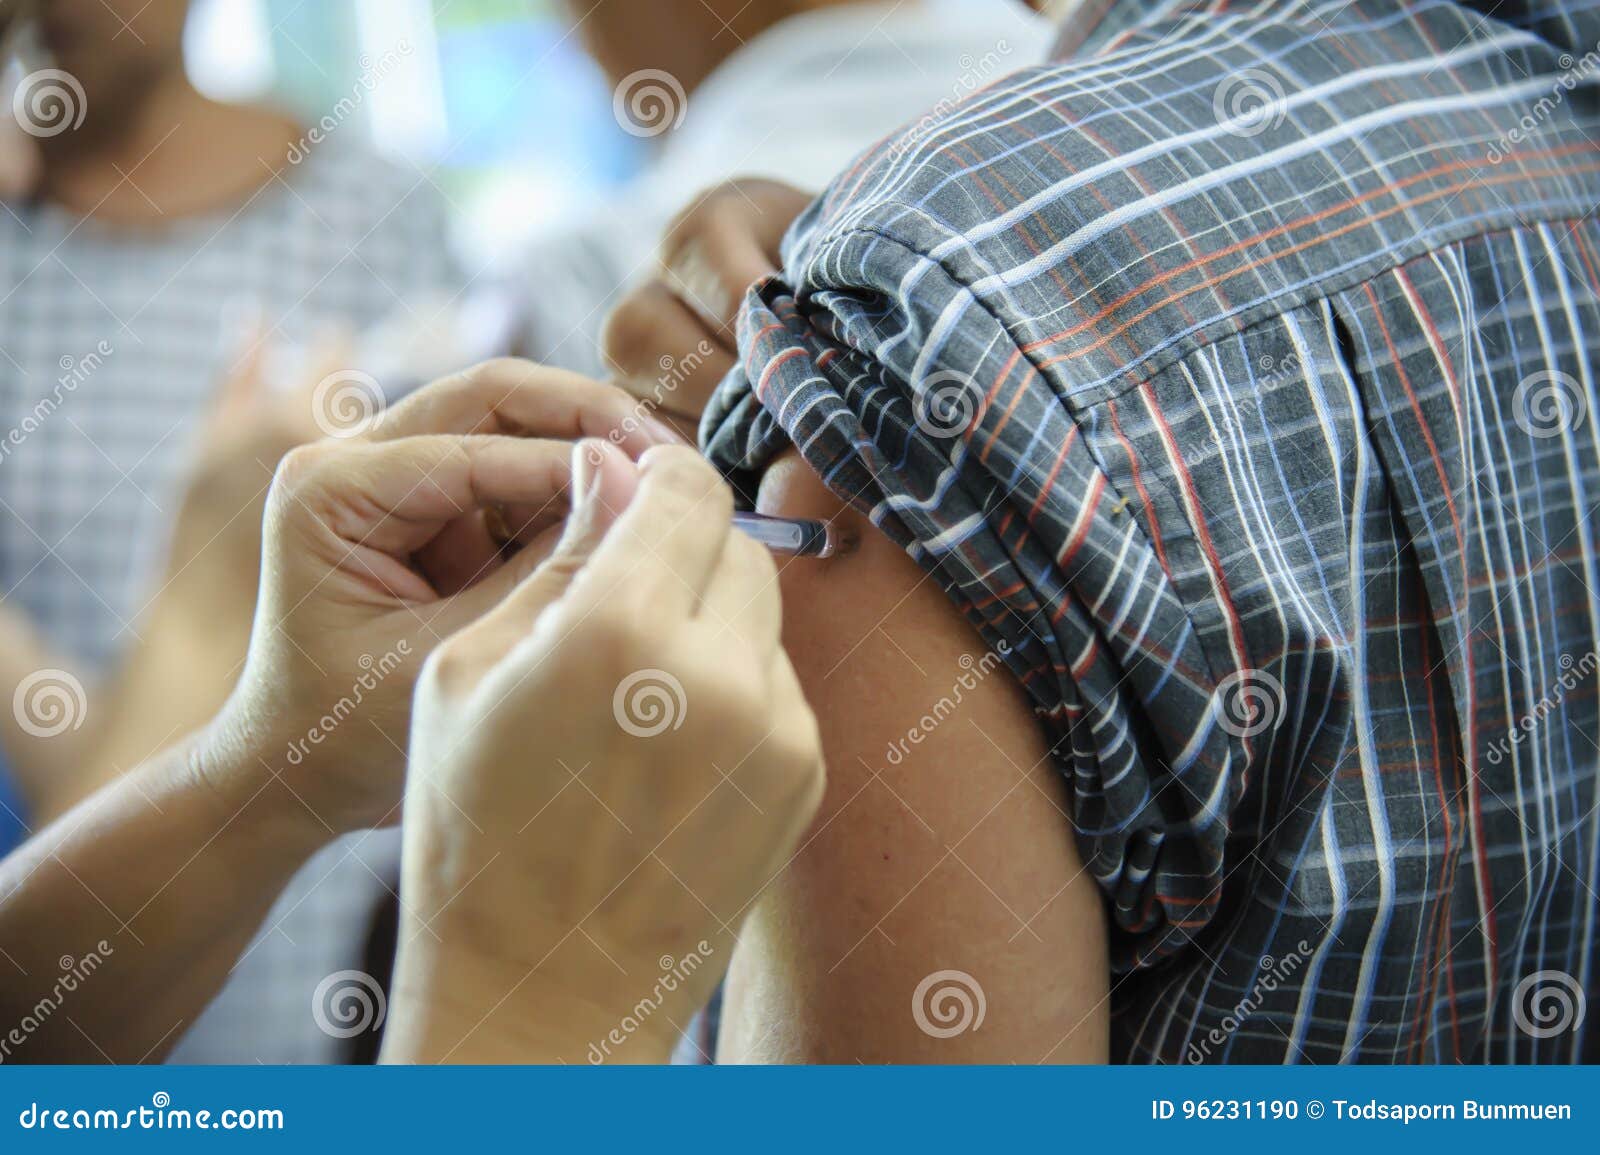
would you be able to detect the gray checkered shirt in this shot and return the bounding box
[704,0,1600,1062]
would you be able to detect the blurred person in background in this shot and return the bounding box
[0,0,459,1061]
[512,0,1054,382]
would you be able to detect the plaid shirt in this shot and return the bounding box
[703,0,1600,1063]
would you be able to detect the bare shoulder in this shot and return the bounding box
[719,450,1109,1064]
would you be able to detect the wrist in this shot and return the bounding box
[188,699,334,859]
[383,917,687,1064]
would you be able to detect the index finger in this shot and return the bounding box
[274,433,577,559]
[370,358,686,455]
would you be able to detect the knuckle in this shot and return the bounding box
[462,356,538,387]
[418,357,509,401]
[273,440,338,495]
[770,696,822,758]
[420,638,481,700]
[411,358,540,420]
[768,725,826,796]
[666,182,730,242]
[600,290,661,375]
[702,183,749,224]
[585,376,655,429]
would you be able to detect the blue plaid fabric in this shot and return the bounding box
[703,0,1600,1062]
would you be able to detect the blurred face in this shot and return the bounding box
[33,0,189,113]
[564,0,798,91]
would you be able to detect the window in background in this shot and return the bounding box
[186,0,640,271]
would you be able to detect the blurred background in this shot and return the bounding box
[186,0,641,272]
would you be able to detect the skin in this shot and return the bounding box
[385,442,825,1064]
[0,336,346,824]
[711,452,1108,1062]
[603,149,1111,1062]
[0,362,823,1065]
[603,179,816,430]
[13,0,301,221]
[567,0,867,96]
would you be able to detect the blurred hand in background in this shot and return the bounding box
[602,178,813,439]
[87,327,358,786]
[0,328,346,823]
[0,108,41,200]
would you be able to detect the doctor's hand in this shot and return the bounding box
[211,359,681,836]
[384,441,825,1064]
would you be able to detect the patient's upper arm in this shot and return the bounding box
[718,450,1109,1063]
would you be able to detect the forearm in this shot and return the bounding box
[0,716,329,1062]
[0,603,234,825]
[59,610,246,818]
[0,609,105,818]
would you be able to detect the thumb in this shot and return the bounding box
[447,439,639,643]
[533,438,639,584]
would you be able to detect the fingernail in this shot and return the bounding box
[572,440,604,511]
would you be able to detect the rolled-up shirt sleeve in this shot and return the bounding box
[701,210,1240,972]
